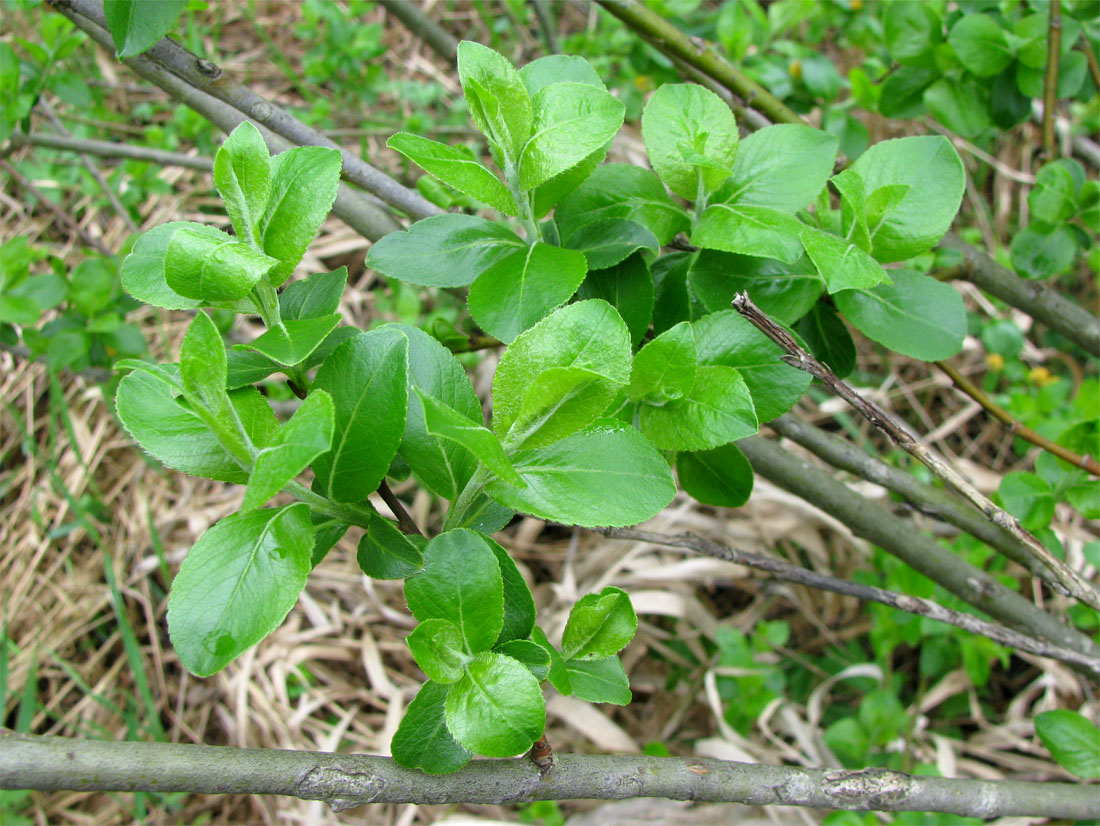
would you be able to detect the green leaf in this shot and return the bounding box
[800,226,888,293]
[627,321,696,404]
[795,301,856,378]
[883,0,942,67]
[179,311,249,458]
[506,366,620,450]
[1035,710,1100,778]
[518,82,625,190]
[241,391,334,512]
[165,227,277,303]
[310,516,347,567]
[532,625,571,695]
[407,619,469,684]
[225,350,281,389]
[878,66,938,118]
[576,253,654,346]
[687,250,824,324]
[691,204,805,264]
[391,681,472,774]
[258,146,342,286]
[496,640,550,680]
[387,132,517,215]
[484,536,536,645]
[0,274,66,325]
[103,0,186,57]
[835,270,966,361]
[167,503,313,676]
[467,242,588,344]
[641,83,738,200]
[312,328,409,502]
[555,164,690,246]
[1010,224,1077,280]
[564,218,659,271]
[213,122,271,246]
[923,76,994,139]
[417,389,524,486]
[948,14,1014,77]
[716,125,838,213]
[67,259,117,318]
[492,300,632,443]
[1028,161,1080,226]
[240,314,341,368]
[998,471,1055,531]
[531,141,611,219]
[405,529,504,653]
[562,586,637,660]
[366,214,525,288]
[121,223,210,311]
[279,267,347,320]
[677,443,753,508]
[519,54,604,97]
[848,136,964,263]
[639,365,759,450]
[486,419,676,528]
[458,41,532,160]
[564,656,631,705]
[356,512,425,580]
[445,651,545,757]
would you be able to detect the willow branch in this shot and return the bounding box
[598,527,1098,673]
[377,0,458,66]
[532,0,560,54]
[10,131,212,170]
[1042,0,1062,159]
[377,480,423,536]
[2,731,1094,818]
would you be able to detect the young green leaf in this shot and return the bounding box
[531,141,611,219]
[312,328,409,502]
[519,54,604,97]
[518,82,625,190]
[467,241,588,344]
[641,83,738,201]
[121,223,212,311]
[213,121,271,246]
[801,226,888,293]
[241,390,334,512]
[387,132,517,215]
[506,366,615,450]
[687,250,824,324]
[103,0,186,58]
[407,619,469,684]
[279,267,347,320]
[445,651,545,757]
[883,0,942,67]
[239,314,342,367]
[457,41,532,160]
[715,125,837,213]
[692,204,805,264]
[795,301,856,379]
[564,656,631,705]
[366,213,526,288]
[391,681,472,774]
[165,227,278,303]
[532,625,571,696]
[948,14,1014,77]
[627,321,697,404]
[1035,710,1100,778]
[576,253,654,346]
[356,511,426,580]
[564,218,659,271]
[487,419,676,527]
[226,350,281,389]
[676,443,754,508]
[639,365,758,450]
[562,586,637,660]
[834,269,966,361]
[556,164,690,246]
[496,640,550,680]
[483,536,536,645]
[1010,225,1077,280]
[310,516,347,567]
[179,311,252,463]
[404,529,504,653]
[416,389,524,486]
[167,503,314,676]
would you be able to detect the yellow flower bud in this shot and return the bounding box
[789,60,802,80]
[985,353,1005,371]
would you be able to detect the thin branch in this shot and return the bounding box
[377,480,423,536]
[597,526,1098,673]
[3,731,1095,818]
[532,0,560,55]
[0,159,112,256]
[937,359,1099,476]
[9,131,212,170]
[377,0,458,66]
[1041,0,1062,159]
[1085,40,1100,94]
[733,292,1100,613]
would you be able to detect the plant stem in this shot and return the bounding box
[377,480,422,536]
[285,481,373,528]
[1042,0,1062,159]
[377,0,458,66]
[9,130,213,170]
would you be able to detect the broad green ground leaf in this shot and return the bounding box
[279,267,347,320]
[1010,224,1076,280]
[458,41,532,160]
[688,250,824,324]
[213,122,271,246]
[226,350,281,389]
[1035,710,1100,778]
[518,82,625,190]
[492,300,631,440]
[923,76,993,139]
[240,314,341,367]
[416,390,524,486]
[796,301,856,378]
[564,656,631,705]
[467,242,587,344]
[312,328,409,502]
[677,443,753,507]
[801,226,888,293]
[388,132,517,215]
[627,321,696,404]
[390,324,481,502]
[122,223,215,310]
[407,619,469,684]
[484,536,536,645]
[639,365,758,450]
[883,0,942,67]
[391,681,472,774]
[241,391,334,512]
[0,274,66,325]
[717,125,837,213]
[405,529,504,653]
[562,586,636,660]
[1028,161,1080,226]
[103,0,186,57]
[496,640,550,680]
[948,14,1014,77]
[641,83,738,200]
[367,214,525,288]
[848,136,964,262]
[167,503,313,676]
[564,218,659,271]
[998,471,1055,531]
[445,651,545,757]
[879,66,938,118]
[507,366,618,450]
[165,227,277,303]
[555,164,689,246]
[258,146,342,286]
[356,512,426,579]
[834,269,966,361]
[487,419,676,527]
[519,54,604,97]
[576,253,654,346]
[692,204,804,264]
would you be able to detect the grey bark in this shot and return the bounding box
[378,0,459,65]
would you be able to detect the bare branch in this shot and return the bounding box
[1042,0,1062,159]
[10,131,212,170]
[378,0,458,65]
